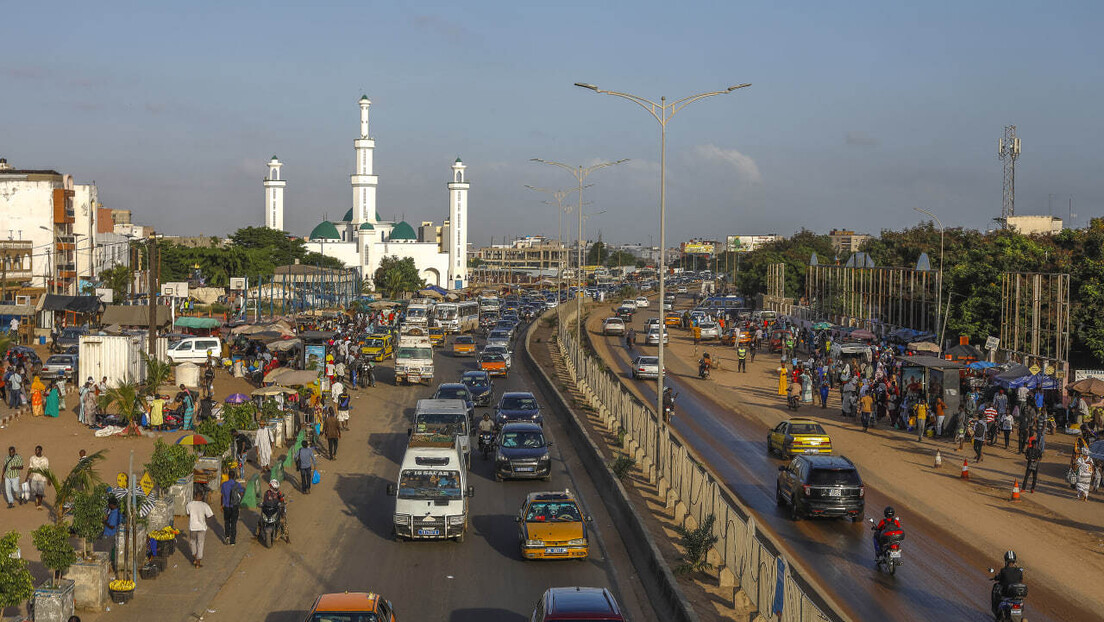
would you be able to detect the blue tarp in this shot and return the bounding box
[421,285,447,295]
[967,361,997,370]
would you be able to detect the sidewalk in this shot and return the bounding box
[588,311,1104,610]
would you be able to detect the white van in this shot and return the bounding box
[412,398,471,467]
[166,337,222,364]
[386,434,474,542]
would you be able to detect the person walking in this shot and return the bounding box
[934,396,946,437]
[219,470,244,545]
[323,411,341,460]
[1022,432,1041,493]
[149,394,165,431]
[27,446,48,510]
[999,411,1014,450]
[255,424,274,473]
[336,387,350,431]
[185,491,214,567]
[296,439,317,494]
[1075,448,1094,501]
[915,399,929,441]
[30,375,45,417]
[983,403,998,446]
[972,417,987,462]
[44,382,60,418]
[859,392,874,432]
[4,446,24,508]
[819,380,830,409]
[1017,404,1032,454]
[954,408,967,451]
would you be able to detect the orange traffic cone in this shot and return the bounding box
[961,459,970,480]
[1011,479,1021,501]
[934,449,943,468]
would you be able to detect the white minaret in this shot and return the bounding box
[263,156,286,230]
[447,157,469,289]
[351,95,378,225]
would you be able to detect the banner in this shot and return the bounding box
[682,242,715,254]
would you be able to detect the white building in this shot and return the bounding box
[281,96,470,290]
[1006,215,1063,235]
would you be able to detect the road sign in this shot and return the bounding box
[1029,364,1041,375]
[116,472,128,488]
[985,336,1000,350]
[1044,364,1055,376]
[139,472,154,496]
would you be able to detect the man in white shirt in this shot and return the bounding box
[185,491,214,568]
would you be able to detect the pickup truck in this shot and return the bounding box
[395,336,434,384]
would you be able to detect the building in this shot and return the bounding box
[828,229,871,254]
[285,96,469,290]
[1006,215,1063,235]
[0,239,34,299]
[475,236,568,278]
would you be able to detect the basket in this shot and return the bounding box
[150,555,167,571]
[139,563,160,580]
[154,538,176,557]
[109,588,135,604]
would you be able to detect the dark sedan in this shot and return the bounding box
[432,383,476,421]
[495,391,542,427]
[460,370,494,406]
[494,422,552,481]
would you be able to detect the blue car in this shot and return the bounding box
[459,370,494,406]
[432,383,476,421]
[496,391,542,427]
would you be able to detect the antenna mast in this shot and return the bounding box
[998,125,1021,225]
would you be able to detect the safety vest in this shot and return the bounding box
[737,347,748,359]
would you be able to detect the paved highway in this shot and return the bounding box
[200,326,655,621]
[592,306,1090,622]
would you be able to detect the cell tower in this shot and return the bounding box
[998,125,1021,224]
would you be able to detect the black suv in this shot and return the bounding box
[776,455,864,521]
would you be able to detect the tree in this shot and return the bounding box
[29,449,107,527]
[0,531,34,610]
[32,523,77,584]
[673,514,719,576]
[586,240,608,266]
[606,250,636,268]
[145,440,196,494]
[71,484,110,558]
[373,256,424,299]
[99,263,132,303]
[98,383,143,435]
[140,352,172,398]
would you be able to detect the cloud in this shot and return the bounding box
[693,144,762,184]
[845,131,880,147]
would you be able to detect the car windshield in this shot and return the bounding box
[636,357,659,366]
[364,338,386,348]
[406,308,427,319]
[414,414,467,435]
[499,430,546,449]
[501,396,538,410]
[489,332,509,340]
[525,501,582,522]
[790,423,826,435]
[455,336,474,344]
[397,469,461,500]
[461,375,489,387]
[45,356,72,365]
[808,468,861,486]
[435,387,470,401]
[308,613,379,622]
[397,347,433,359]
[480,353,504,363]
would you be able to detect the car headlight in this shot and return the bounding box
[447,515,465,525]
[496,453,507,462]
[393,513,411,525]
[525,539,544,547]
[539,455,551,462]
[567,538,588,546]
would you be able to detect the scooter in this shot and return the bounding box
[868,519,904,575]
[258,501,285,548]
[698,363,710,380]
[988,569,1027,621]
[478,431,495,460]
[787,395,800,410]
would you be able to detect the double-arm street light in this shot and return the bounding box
[913,207,945,348]
[574,81,750,473]
[530,158,629,350]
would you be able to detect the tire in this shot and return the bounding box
[888,562,897,576]
[261,528,272,549]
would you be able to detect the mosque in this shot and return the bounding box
[262,96,469,290]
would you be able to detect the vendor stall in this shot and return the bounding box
[895,355,965,413]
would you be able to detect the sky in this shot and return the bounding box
[2,1,1103,247]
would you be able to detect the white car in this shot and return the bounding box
[483,344,513,369]
[645,327,669,345]
[602,317,626,336]
[635,296,649,308]
[699,321,720,340]
[620,299,638,309]
[631,355,660,380]
[166,337,222,364]
[644,317,661,331]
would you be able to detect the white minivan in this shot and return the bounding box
[166,337,222,364]
[387,434,475,542]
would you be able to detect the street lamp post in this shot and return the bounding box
[575,81,750,475]
[525,184,589,302]
[530,158,628,357]
[913,207,944,347]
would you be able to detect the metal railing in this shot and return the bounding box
[555,304,845,622]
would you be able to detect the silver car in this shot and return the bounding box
[602,317,626,336]
[41,354,78,380]
[645,327,669,345]
[631,355,660,380]
[699,321,720,340]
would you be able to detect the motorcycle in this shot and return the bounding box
[988,569,1028,621]
[478,431,495,460]
[787,395,800,410]
[698,363,710,380]
[258,500,287,548]
[868,519,904,575]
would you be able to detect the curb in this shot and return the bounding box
[523,310,700,622]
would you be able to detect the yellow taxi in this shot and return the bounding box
[360,334,394,362]
[305,591,396,621]
[428,327,446,347]
[664,312,682,328]
[516,490,591,561]
[767,418,833,458]
[451,335,476,356]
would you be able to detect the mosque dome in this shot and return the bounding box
[358,222,375,230]
[389,221,417,241]
[309,221,340,240]
[342,208,354,222]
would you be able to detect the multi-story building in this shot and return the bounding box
[475,236,568,278]
[828,229,871,254]
[0,239,34,298]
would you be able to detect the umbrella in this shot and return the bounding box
[175,433,211,446]
[813,322,833,330]
[1069,377,1104,397]
[225,393,250,404]
[251,385,296,397]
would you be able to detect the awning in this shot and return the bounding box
[174,317,222,329]
[38,294,102,314]
[100,305,173,328]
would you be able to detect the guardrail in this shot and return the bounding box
[556,304,848,622]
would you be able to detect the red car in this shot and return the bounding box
[532,587,625,621]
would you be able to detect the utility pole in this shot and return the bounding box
[147,238,158,356]
[998,125,1022,225]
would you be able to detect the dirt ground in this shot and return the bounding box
[587,308,1104,612]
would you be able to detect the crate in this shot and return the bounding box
[139,563,159,580]
[108,588,134,604]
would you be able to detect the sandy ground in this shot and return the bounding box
[589,307,1104,612]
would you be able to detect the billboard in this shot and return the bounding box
[726,236,742,252]
[682,242,715,254]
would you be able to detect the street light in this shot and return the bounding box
[913,207,944,348]
[530,158,628,353]
[38,225,56,294]
[525,184,591,300]
[575,81,750,473]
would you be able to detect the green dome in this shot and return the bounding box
[358,222,375,230]
[342,208,354,222]
[389,221,417,241]
[309,221,340,240]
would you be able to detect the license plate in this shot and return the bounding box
[545,547,568,554]
[417,528,439,536]
[804,449,819,454]
[408,374,421,381]
[808,440,821,445]
[827,488,841,497]
[516,467,535,472]
[889,550,901,558]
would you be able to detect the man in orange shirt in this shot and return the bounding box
[934,397,946,436]
[859,393,874,432]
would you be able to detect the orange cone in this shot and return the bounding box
[961,459,970,480]
[1011,479,1021,501]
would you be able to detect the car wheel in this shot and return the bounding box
[494,473,503,482]
[766,440,773,456]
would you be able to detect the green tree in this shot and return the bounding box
[28,449,107,527]
[99,263,132,303]
[606,250,636,268]
[71,484,110,558]
[373,256,424,299]
[97,382,143,434]
[140,352,172,398]
[145,440,196,494]
[32,523,77,584]
[586,240,608,266]
[0,531,34,609]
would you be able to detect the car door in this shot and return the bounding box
[781,459,800,501]
[770,422,788,452]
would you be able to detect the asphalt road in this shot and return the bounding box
[204,326,653,622]
[596,307,1088,622]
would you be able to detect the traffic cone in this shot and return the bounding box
[1011,480,1021,502]
[934,449,943,468]
[961,459,969,480]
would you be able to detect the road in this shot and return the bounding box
[194,326,654,621]
[593,305,1089,622]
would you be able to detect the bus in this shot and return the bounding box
[434,301,479,333]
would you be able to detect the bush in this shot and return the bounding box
[71,484,110,558]
[145,440,196,493]
[0,531,34,608]
[223,403,259,431]
[260,399,281,422]
[32,523,77,583]
[610,454,636,480]
[196,419,232,458]
[673,514,719,576]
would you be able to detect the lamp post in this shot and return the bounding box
[575,81,750,474]
[913,207,944,347]
[530,158,628,353]
[525,184,589,302]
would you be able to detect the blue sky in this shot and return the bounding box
[2,1,1102,246]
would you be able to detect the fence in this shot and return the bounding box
[555,304,845,622]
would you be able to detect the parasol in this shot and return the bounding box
[175,433,211,446]
[251,385,297,397]
[225,393,250,404]
[1069,377,1104,397]
[813,322,833,330]
[907,341,940,353]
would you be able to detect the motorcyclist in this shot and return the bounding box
[698,353,712,378]
[787,379,802,407]
[662,387,677,422]
[991,550,1025,615]
[478,413,495,434]
[872,506,902,558]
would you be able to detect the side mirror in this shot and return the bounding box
[547,441,554,447]
[513,516,520,523]
[868,518,875,524]
[466,486,475,498]
[385,484,396,496]
[988,567,995,574]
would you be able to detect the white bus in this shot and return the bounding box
[434,301,479,333]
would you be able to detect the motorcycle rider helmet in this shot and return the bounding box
[269,479,280,489]
[883,506,895,519]
[1004,550,1016,564]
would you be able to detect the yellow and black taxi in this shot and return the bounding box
[305,591,396,621]
[451,334,476,356]
[428,326,446,347]
[360,333,394,362]
[767,418,833,458]
[516,490,591,560]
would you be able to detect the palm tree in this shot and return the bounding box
[28,449,108,527]
[98,382,144,435]
[141,352,172,398]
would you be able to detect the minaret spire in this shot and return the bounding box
[263,155,286,230]
[447,157,469,289]
[351,95,378,225]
